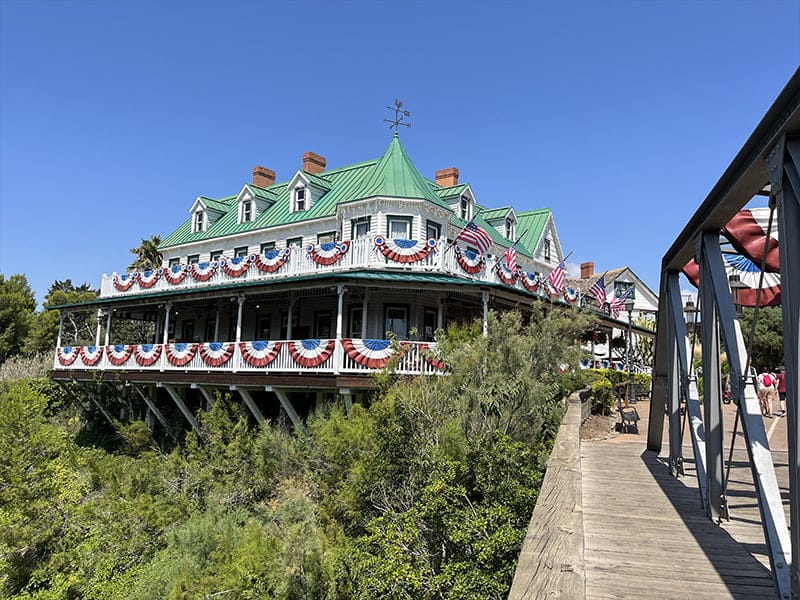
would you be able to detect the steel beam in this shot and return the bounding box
[665,274,684,476]
[162,384,202,437]
[770,134,800,599]
[647,275,670,452]
[703,232,790,597]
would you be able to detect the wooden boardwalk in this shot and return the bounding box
[511,397,791,599]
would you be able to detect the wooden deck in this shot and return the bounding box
[511,397,790,599]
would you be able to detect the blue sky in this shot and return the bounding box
[1,0,798,306]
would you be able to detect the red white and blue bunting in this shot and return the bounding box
[188,261,218,282]
[341,338,395,368]
[454,245,485,274]
[253,248,291,273]
[80,345,103,366]
[113,273,136,291]
[374,237,437,264]
[137,269,161,289]
[165,342,198,366]
[134,343,162,366]
[520,271,541,293]
[220,256,250,278]
[562,287,580,304]
[106,344,133,366]
[418,343,446,371]
[494,262,519,285]
[200,341,234,366]
[288,339,335,367]
[239,340,282,367]
[163,264,187,285]
[57,346,80,366]
[307,241,350,266]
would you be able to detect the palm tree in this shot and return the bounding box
[128,235,163,271]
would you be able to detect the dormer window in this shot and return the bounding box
[544,239,551,262]
[294,187,306,211]
[505,216,515,240]
[460,195,470,220]
[241,200,253,223]
[193,211,205,233]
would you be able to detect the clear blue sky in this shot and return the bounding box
[1,0,798,306]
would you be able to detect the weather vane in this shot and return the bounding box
[384,99,411,136]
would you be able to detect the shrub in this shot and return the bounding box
[590,379,614,415]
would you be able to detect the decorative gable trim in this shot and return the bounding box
[287,171,330,213]
[235,184,275,224]
[188,197,224,232]
[448,185,476,221]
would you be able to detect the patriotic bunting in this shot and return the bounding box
[306,241,350,266]
[253,248,291,273]
[165,342,198,366]
[239,340,282,367]
[133,343,162,366]
[562,287,580,304]
[723,207,780,273]
[683,253,781,307]
[57,346,80,366]
[199,342,235,366]
[188,261,218,282]
[106,344,133,366]
[113,273,136,291]
[341,338,395,368]
[220,256,251,278]
[520,271,541,293]
[137,269,161,289]
[80,345,103,366]
[288,339,335,367]
[374,236,437,264]
[418,343,446,371]
[164,264,187,285]
[494,261,519,285]
[454,245,485,274]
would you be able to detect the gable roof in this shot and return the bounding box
[516,209,551,251]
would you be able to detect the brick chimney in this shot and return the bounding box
[303,151,326,175]
[435,167,459,187]
[252,165,276,188]
[580,261,595,279]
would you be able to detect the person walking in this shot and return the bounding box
[757,367,776,418]
[776,366,787,417]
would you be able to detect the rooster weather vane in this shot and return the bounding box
[384,99,411,136]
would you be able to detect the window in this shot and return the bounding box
[168,257,181,267]
[210,250,223,262]
[234,246,249,258]
[426,220,441,241]
[384,305,408,339]
[255,315,271,340]
[193,211,205,232]
[614,282,635,299]
[387,216,412,239]
[544,239,551,262]
[188,254,200,264]
[204,319,216,341]
[460,195,470,220]
[314,312,332,338]
[349,305,364,337]
[317,231,337,244]
[505,216,515,240]
[181,320,195,342]
[352,216,371,240]
[286,237,303,248]
[294,187,306,211]
[260,241,276,254]
[241,200,253,222]
[423,307,437,342]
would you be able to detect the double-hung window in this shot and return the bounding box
[544,239,551,262]
[241,201,253,222]
[426,220,441,241]
[459,196,470,220]
[317,232,337,244]
[193,211,205,232]
[352,216,371,240]
[294,187,306,211]
[387,216,412,239]
[234,246,249,258]
[260,241,276,254]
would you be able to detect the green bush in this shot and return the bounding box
[590,379,614,416]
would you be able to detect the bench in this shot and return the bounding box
[614,381,650,404]
[617,398,640,434]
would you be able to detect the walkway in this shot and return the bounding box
[511,395,791,599]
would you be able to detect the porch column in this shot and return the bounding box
[235,294,245,342]
[104,309,112,346]
[95,308,103,347]
[362,289,369,338]
[56,313,63,348]
[335,284,345,374]
[437,295,444,330]
[481,290,489,337]
[214,303,221,340]
[162,302,172,345]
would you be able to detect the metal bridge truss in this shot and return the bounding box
[648,70,800,600]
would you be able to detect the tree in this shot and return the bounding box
[128,235,163,272]
[25,280,98,354]
[0,274,36,362]
[739,306,784,370]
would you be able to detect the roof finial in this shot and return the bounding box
[384,99,411,136]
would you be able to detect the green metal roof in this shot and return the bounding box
[450,213,534,257]
[481,206,513,221]
[516,209,551,253]
[434,183,468,199]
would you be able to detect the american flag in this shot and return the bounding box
[547,260,566,292]
[588,274,606,305]
[455,219,493,254]
[504,242,518,273]
[610,285,634,318]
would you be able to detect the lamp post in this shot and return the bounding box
[728,274,747,318]
[683,299,698,341]
[625,298,635,403]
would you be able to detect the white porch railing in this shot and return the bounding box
[99,238,554,299]
[53,339,444,377]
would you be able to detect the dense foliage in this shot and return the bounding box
[0,308,592,599]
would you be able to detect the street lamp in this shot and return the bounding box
[625,298,635,403]
[728,274,747,318]
[683,299,698,339]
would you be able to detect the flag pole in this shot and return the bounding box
[444,211,484,256]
